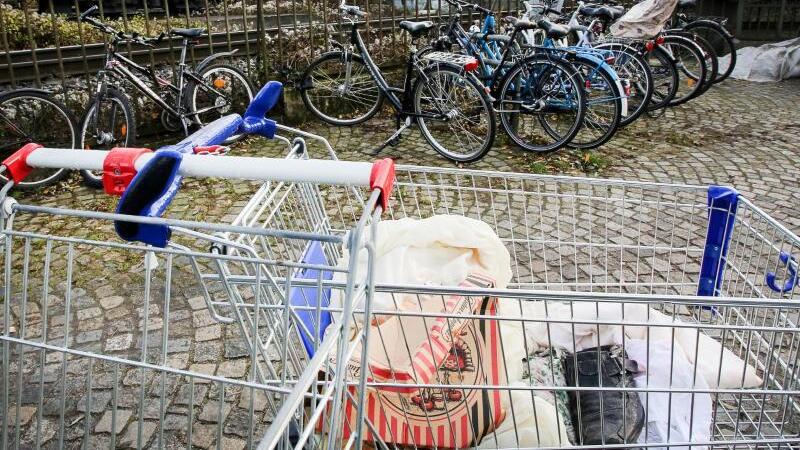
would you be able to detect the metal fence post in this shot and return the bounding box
[0,4,17,88]
[257,0,268,83]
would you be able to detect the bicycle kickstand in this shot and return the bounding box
[371,117,412,155]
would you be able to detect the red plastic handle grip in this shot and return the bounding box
[2,143,42,184]
[369,158,395,211]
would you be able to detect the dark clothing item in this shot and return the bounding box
[564,345,645,447]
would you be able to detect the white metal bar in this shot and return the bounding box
[24,148,375,186]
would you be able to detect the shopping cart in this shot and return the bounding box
[2,88,800,449]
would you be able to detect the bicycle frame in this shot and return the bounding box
[438,12,524,91]
[93,37,231,133]
[333,18,449,121]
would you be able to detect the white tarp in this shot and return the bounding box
[726,37,800,82]
[610,0,678,39]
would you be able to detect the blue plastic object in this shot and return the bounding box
[766,251,798,294]
[114,150,184,247]
[160,114,244,154]
[697,185,739,297]
[240,81,282,139]
[113,81,284,247]
[290,241,333,357]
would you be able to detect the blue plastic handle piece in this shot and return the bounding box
[113,81,285,247]
[244,80,283,118]
[239,81,282,139]
[289,241,333,357]
[766,251,798,294]
[160,114,244,154]
[114,150,184,247]
[697,185,739,297]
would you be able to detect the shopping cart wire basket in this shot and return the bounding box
[2,83,799,450]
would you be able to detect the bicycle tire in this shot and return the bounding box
[188,63,255,126]
[690,33,719,91]
[662,35,707,106]
[668,30,717,91]
[300,51,384,126]
[594,43,654,126]
[561,56,622,149]
[79,88,135,188]
[497,54,586,153]
[645,46,679,111]
[413,64,496,163]
[0,89,76,190]
[684,21,736,83]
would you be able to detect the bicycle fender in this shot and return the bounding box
[573,53,628,117]
[684,19,733,38]
[196,49,240,72]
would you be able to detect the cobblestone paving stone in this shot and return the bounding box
[1,79,798,448]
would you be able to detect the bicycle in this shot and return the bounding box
[77,5,254,187]
[425,0,588,153]
[668,0,737,83]
[299,2,496,163]
[570,3,684,109]
[524,0,655,127]
[501,4,628,148]
[0,89,77,190]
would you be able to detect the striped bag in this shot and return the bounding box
[331,272,507,448]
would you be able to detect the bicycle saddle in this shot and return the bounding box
[677,0,697,7]
[469,32,512,44]
[503,16,538,31]
[536,19,570,38]
[578,5,625,20]
[399,20,435,37]
[171,27,204,38]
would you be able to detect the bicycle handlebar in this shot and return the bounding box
[528,4,563,15]
[445,0,493,15]
[340,3,367,17]
[80,4,99,21]
[78,5,165,47]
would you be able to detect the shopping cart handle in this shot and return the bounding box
[238,81,282,139]
[765,251,798,294]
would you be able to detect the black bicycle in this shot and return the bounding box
[299,2,496,163]
[0,89,78,190]
[669,0,737,84]
[77,5,254,186]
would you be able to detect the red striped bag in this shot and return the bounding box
[328,272,507,448]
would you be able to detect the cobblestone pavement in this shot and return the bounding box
[1,79,799,449]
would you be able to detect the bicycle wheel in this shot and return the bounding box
[560,57,622,149]
[0,89,76,189]
[645,46,679,111]
[497,55,586,153]
[79,88,135,188]
[413,64,495,163]
[189,64,254,126]
[662,35,707,106]
[690,33,719,91]
[671,30,718,91]
[684,21,736,83]
[594,43,654,126]
[300,51,384,126]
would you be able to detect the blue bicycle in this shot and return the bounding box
[430,0,587,153]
